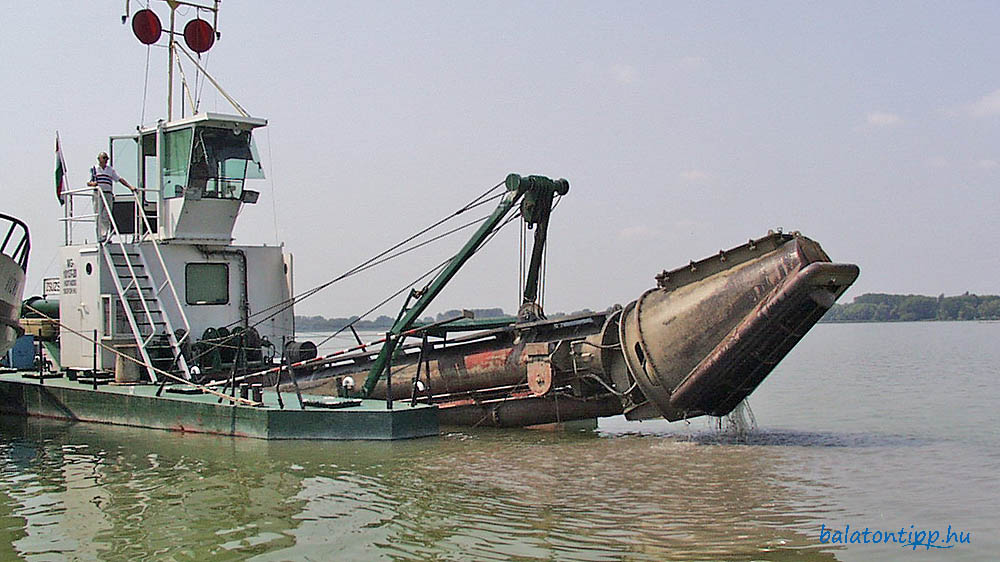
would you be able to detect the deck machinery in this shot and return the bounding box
[292,175,859,427]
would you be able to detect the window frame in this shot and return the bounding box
[185,262,230,306]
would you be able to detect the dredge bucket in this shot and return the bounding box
[617,232,858,421]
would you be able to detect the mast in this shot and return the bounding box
[168,5,174,120]
[125,0,221,121]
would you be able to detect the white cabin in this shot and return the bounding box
[59,113,293,379]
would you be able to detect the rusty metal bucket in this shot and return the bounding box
[616,232,858,420]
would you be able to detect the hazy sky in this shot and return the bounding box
[3,1,999,318]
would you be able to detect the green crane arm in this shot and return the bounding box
[360,173,569,397]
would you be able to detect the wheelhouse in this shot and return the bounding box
[109,113,267,243]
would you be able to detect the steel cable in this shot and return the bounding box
[183,183,510,366]
[240,184,505,324]
[313,208,524,350]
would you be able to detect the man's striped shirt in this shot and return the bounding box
[91,165,120,193]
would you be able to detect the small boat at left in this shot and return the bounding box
[0,213,29,356]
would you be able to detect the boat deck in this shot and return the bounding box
[0,372,438,440]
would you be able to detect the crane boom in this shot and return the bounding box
[360,173,569,397]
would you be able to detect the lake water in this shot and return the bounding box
[1,322,997,560]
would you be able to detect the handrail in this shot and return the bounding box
[59,185,155,245]
[132,187,192,350]
[96,187,161,380]
[0,213,30,272]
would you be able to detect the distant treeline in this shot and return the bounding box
[295,308,508,332]
[822,293,1000,323]
[298,296,998,328]
[295,307,598,331]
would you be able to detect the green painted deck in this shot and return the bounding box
[0,373,438,440]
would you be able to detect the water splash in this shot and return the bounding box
[716,399,758,442]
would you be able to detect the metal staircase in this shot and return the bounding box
[102,243,192,381]
[98,190,191,382]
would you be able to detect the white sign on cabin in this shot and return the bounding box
[43,277,61,298]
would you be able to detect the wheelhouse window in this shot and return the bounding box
[163,128,194,199]
[189,126,265,200]
[185,263,229,305]
[110,137,139,197]
[141,133,159,203]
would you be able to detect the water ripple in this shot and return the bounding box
[0,320,997,561]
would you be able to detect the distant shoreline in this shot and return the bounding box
[819,292,1000,323]
[294,293,1000,329]
[294,307,598,332]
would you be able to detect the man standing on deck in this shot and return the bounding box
[87,151,136,242]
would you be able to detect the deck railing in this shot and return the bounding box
[59,185,158,246]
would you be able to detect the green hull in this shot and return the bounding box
[0,373,437,440]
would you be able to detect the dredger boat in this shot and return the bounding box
[0,2,857,438]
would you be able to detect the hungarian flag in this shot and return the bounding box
[54,132,68,205]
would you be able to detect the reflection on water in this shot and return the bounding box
[1,322,998,560]
[0,417,840,561]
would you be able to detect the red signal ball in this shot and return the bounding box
[184,19,216,53]
[132,9,162,45]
